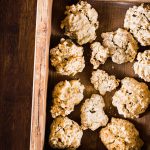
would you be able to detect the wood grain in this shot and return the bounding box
[45,1,150,150]
[0,0,36,150]
[30,0,52,150]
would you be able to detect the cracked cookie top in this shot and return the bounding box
[91,69,120,95]
[112,77,150,118]
[100,118,143,150]
[80,94,108,131]
[49,116,83,149]
[101,28,138,64]
[50,38,85,76]
[124,3,150,46]
[61,1,99,45]
[51,80,84,118]
[134,50,150,82]
[90,42,109,69]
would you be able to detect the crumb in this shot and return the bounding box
[49,116,83,149]
[134,50,150,82]
[81,94,108,131]
[91,69,120,95]
[61,1,99,45]
[100,118,143,150]
[51,80,84,118]
[50,38,85,76]
[90,42,109,69]
[112,77,150,118]
[102,28,138,64]
[124,4,150,46]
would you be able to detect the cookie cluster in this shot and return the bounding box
[49,1,150,149]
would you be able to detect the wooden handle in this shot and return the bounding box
[30,0,52,150]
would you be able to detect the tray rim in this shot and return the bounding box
[30,0,53,150]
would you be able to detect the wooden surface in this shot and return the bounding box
[30,0,52,150]
[45,1,150,150]
[0,0,37,150]
[0,1,150,150]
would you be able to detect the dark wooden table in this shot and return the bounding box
[0,0,37,149]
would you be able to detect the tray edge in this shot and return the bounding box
[30,0,53,150]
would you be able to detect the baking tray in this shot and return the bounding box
[30,0,150,150]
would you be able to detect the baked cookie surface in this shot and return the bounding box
[80,94,108,131]
[134,50,150,82]
[51,80,84,118]
[49,116,83,149]
[101,28,138,64]
[91,69,120,95]
[112,77,150,118]
[90,42,109,69]
[124,4,150,46]
[50,38,85,76]
[100,118,143,150]
[61,1,99,45]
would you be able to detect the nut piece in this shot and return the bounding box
[61,1,99,45]
[50,38,85,76]
[134,50,150,82]
[112,77,150,118]
[100,118,144,150]
[49,116,83,149]
[90,42,109,69]
[91,69,120,95]
[51,80,84,118]
[81,94,108,131]
[124,4,150,46]
[101,28,138,64]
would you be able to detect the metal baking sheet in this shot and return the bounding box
[44,1,150,149]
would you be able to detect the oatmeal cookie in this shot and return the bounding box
[112,77,150,118]
[61,1,99,45]
[101,28,138,64]
[90,42,109,69]
[51,80,84,118]
[124,3,150,46]
[134,50,150,82]
[91,69,120,95]
[81,94,108,131]
[49,116,83,149]
[100,118,143,150]
[50,38,85,76]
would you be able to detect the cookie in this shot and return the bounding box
[51,80,84,118]
[91,69,120,95]
[61,1,99,45]
[134,50,150,82]
[124,3,150,46]
[49,116,83,149]
[100,118,143,150]
[50,38,85,76]
[101,28,138,64]
[81,94,108,131]
[112,77,150,118]
[90,42,109,69]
